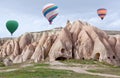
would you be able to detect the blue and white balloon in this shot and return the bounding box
[42,3,58,24]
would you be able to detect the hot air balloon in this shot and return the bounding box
[42,3,58,24]
[6,20,18,36]
[97,8,107,20]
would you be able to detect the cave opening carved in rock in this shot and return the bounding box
[61,48,65,53]
[56,57,67,61]
[95,53,100,60]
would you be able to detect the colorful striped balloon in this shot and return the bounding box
[42,3,58,24]
[97,8,107,20]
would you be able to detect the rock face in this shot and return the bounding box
[0,20,120,66]
[49,28,73,61]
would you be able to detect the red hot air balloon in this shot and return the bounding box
[97,8,107,20]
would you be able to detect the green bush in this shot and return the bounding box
[61,59,97,64]
[0,62,5,67]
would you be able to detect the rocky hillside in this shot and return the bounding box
[0,20,120,66]
[105,30,120,35]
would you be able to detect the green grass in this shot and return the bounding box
[0,60,120,78]
[0,63,24,70]
[0,62,4,67]
[61,59,119,68]
[61,59,103,65]
[34,63,49,67]
[0,67,108,78]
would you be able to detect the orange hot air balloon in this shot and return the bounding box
[97,8,107,20]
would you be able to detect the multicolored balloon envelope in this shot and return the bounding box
[42,3,58,24]
[97,8,107,20]
[6,20,18,35]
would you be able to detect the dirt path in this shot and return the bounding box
[48,61,120,78]
[49,66,120,78]
[0,64,33,72]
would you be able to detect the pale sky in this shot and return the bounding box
[0,0,120,38]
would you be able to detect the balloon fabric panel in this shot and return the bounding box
[42,3,58,24]
[6,20,18,35]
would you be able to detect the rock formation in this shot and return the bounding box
[0,20,120,66]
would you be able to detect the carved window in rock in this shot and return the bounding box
[95,53,100,60]
[108,57,110,59]
[61,48,65,53]
[113,56,115,59]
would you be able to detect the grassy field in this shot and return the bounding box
[62,59,120,76]
[0,60,120,78]
[61,59,97,64]
[61,59,117,67]
[0,63,107,78]
[0,69,105,78]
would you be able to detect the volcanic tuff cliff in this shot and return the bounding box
[0,20,120,66]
